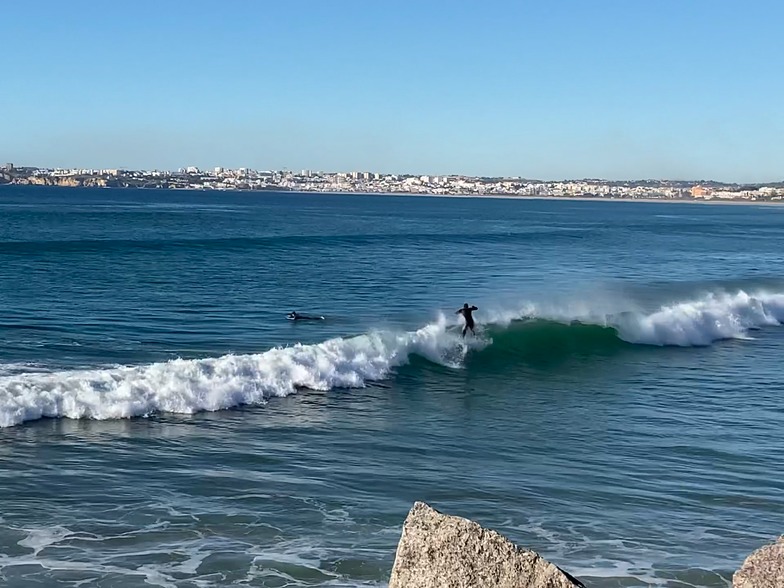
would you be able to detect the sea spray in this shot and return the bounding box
[615,290,784,345]
[480,289,784,346]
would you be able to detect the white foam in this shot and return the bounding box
[613,290,784,346]
[0,317,480,428]
[17,526,76,555]
[2,289,782,428]
[483,289,784,347]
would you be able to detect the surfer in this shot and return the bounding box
[456,303,478,337]
[287,311,324,321]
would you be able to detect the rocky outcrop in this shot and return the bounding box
[11,176,108,187]
[734,536,784,588]
[386,503,783,588]
[389,502,584,588]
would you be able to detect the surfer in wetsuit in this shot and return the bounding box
[287,311,324,321]
[456,303,478,337]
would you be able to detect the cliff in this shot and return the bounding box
[12,176,108,187]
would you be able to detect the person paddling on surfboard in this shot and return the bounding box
[456,303,478,337]
[287,311,325,321]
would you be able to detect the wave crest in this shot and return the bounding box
[616,290,784,346]
[1,289,782,428]
[483,289,784,347]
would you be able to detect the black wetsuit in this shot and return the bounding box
[457,305,478,336]
[288,312,323,321]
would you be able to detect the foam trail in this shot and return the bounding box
[0,316,477,428]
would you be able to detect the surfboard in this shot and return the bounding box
[448,325,478,337]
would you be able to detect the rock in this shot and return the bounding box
[733,536,784,588]
[389,502,584,588]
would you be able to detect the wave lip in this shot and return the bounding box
[612,290,784,346]
[481,289,784,348]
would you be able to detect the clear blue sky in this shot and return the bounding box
[2,0,782,182]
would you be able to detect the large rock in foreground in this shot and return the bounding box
[733,536,784,588]
[389,502,584,588]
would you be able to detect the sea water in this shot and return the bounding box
[0,187,782,587]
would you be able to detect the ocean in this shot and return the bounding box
[0,186,782,587]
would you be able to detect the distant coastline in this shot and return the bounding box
[2,164,783,204]
[365,191,784,206]
[5,183,783,208]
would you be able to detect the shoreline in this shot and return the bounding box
[328,189,783,206]
[3,182,782,206]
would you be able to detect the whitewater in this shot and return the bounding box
[2,289,783,429]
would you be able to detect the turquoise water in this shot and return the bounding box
[1,186,783,587]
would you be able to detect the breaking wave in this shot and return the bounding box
[484,288,784,347]
[1,289,783,428]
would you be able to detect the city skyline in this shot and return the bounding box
[3,0,783,183]
[6,163,783,201]
[4,161,784,186]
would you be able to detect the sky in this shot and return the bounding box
[1,0,783,182]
